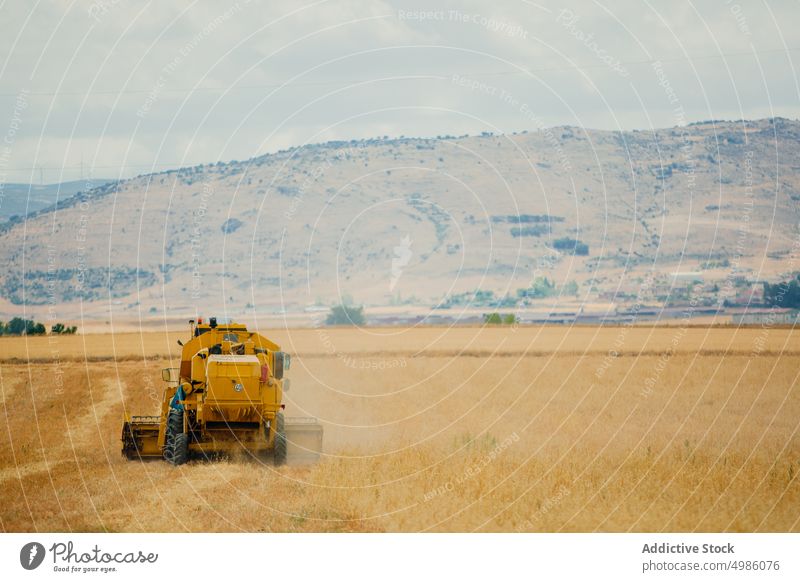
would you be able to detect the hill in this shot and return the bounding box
[0,179,114,223]
[1,119,798,319]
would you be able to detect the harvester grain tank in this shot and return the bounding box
[121,318,322,465]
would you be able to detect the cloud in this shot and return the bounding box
[0,0,798,182]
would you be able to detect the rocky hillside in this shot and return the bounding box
[1,118,798,317]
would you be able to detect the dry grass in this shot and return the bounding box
[0,326,798,532]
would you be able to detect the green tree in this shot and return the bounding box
[49,323,77,334]
[553,237,590,256]
[4,317,51,335]
[484,313,502,324]
[561,281,579,296]
[502,313,517,325]
[6,317,28,335]
[763,275,800,308]
[325,304,366,326]
[518,277,556,299]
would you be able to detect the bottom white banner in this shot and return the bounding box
[0,533,797,581]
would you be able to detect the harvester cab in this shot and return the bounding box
[122,319,322,465]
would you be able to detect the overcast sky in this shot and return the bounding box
[0,0,798,183]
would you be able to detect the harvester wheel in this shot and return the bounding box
[167,409,183,434]
[171,433,189,466]
[273,412,287,466]
[164,409,185,465]
[163,435,175,463]
[163,443,174,463]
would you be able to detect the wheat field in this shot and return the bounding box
[0,325,798,532]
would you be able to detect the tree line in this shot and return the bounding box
[0,318,77,336]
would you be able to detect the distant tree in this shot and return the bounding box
[553,238,590,256]
[325,304,366,326]
[484,313,517,325]
[4,317,48,335]
[518,277,556,299]
[221,218,243,234]
[50,323,77,335]
[6,317,27,335]
[562,281,579,296]
[763,275,800,308]
[484,313,502,324]
[510,225,549,237]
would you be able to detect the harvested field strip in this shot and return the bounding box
[4,348,800,364]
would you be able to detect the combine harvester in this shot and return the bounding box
[121,317,322,465]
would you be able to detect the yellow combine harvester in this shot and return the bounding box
[121,317,322,465]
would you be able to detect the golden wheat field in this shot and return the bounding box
[0,325,798,532]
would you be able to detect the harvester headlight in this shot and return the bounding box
[233,383,244,392]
